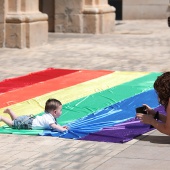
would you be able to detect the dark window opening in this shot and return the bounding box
[39,0,55,32]
[108,0,122,20]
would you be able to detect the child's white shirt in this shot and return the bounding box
[32,113,56,130]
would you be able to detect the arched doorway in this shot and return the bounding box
[39,0,55,32]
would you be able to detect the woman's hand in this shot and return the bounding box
[136,104,155,125]
[136,113,154,125]
[143,104,156,117]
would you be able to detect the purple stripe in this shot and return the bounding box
[80,105,166,143]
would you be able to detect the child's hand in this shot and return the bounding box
[51,124,68,132]
[63,126,69,130]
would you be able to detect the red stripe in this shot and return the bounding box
[0,68,78,93]
[0,70,113,108]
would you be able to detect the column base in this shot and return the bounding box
[54,0,115,34]
[55,14,83,33]
[54,0,83,33]
[5,12,48,48]
[83,5,115,34]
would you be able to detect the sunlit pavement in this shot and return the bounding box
[0,20,170,170]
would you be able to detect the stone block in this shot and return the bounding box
[84,0,108,5]
[0,23,4,47]
[55,0,84,33]
[123,4,168,19]
[5,11,48,48]
[0,0,5,23]
[54,13,67,32]
[5,20,48,48]
[55,0,83,14]
[54,0,115,34]
[83,12,115,34]
[83,2,115,34]
[83,14,99,34]
[8,0,20,12]
[66,14,83,33]
[21,0,39,12]
[5,23,26,48]
[84,0,92,5]
[124,0,169,5]
[26,21,48,48]
[99,12,115,33]
[55,14,83,33]
[2,0,48,48]
[0,14,4,23]
[95,0,108,5]
[8,0,39,13]
[0,0,5,48]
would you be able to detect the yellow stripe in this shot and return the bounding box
[0,71,148,126]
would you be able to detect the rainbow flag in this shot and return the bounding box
[0,68,164,143]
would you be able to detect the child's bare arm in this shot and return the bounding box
[50,123,68,132]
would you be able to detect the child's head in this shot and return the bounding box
[154,72,170,109]
[45,98,62,118]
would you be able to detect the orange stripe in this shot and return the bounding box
[0,70,113,108]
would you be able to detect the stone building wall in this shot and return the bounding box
[54,0,116,34]
[123,0,169,19]
[0,0,115,48]
[0,0,5,47]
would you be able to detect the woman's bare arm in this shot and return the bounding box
[137,99,170,135]
[157,113,167,123]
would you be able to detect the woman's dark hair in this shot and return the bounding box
[45,98,62,113]
[154,72,170,109]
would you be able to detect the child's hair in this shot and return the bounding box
[154,72,170,109]
[45,98,62,113]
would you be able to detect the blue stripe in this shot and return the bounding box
[39,89,159,139]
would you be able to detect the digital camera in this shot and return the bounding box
[136,106,147,114]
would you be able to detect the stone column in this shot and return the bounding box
[55,0,83,33]
[83,0,115,34]
[0,0,5,47]
[55,0,115,34]
[5,0,48,48]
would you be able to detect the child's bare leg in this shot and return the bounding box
[3,108,17,120]
[0,116,13,127]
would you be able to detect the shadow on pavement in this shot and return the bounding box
[139,134,170,144]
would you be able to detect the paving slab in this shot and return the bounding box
[95,157,170,170]
[0,20,170,169]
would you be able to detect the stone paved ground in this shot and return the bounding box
[0,20,170,170]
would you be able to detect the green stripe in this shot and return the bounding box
[0,126,43,135]
[58,72,161,125]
